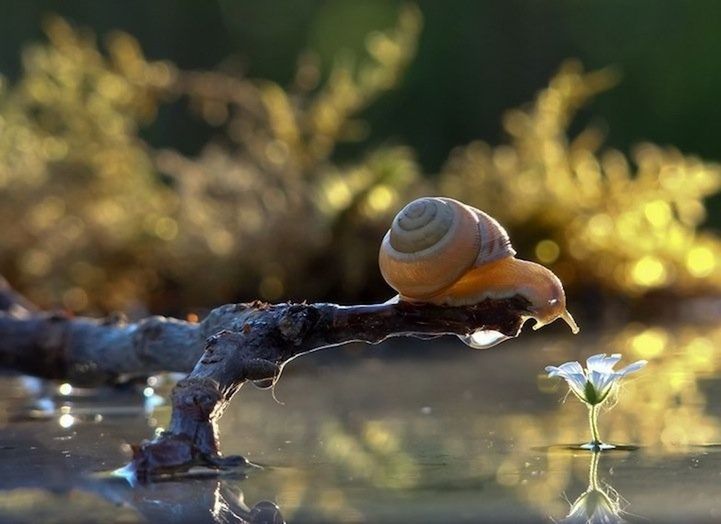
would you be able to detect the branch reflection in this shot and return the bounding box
[91,476,284,524]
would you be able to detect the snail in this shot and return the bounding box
[378,197,579,334]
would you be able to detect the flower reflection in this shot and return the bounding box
[546,354,646,450]
[559,452,629,524]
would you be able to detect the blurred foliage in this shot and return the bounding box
[154,4,422,307]
[2,8,721,313]
[0,17,177,312]
[0,8,423,313]
[441,61,721,297]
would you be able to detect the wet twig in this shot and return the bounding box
[0,277,529,479]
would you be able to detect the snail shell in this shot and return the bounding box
[379,197,579,333]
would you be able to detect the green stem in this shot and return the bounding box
[588,403,601,447]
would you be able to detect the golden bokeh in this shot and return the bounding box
[441,61,721,297]
[3,11,721,312]
[0,9,423,312]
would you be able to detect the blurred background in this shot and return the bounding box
[2,0,721,318]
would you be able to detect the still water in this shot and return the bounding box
[1,322,721,523]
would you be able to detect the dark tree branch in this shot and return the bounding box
[129,299,529,481]
[0,278,530,480]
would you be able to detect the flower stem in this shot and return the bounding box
[588,403,601,449]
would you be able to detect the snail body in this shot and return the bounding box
[379,197,579,333]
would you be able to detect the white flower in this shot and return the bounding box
[545,353,646,406]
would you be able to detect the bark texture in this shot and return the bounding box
[0,278,530,480]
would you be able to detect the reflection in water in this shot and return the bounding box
[210,483,285,524]
[249,321,721,519]
[558,452,631,524]
[3,322,721,520]
[90,476,285,524]
[496,324,721,516]
[10,375,171,429]
[58,412,75,429]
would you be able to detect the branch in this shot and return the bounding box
[0,277,530,480]
[127,298,529,480]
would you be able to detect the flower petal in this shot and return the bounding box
[546,362,587,399]
[546,361,584,378]
[588,370,616,400]
[546,354,646,407]
[568,377,589,399]
[586,353,622,374]
[616,360,647,376]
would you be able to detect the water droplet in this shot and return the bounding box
[458,330,512,349]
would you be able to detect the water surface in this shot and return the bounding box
[1,322,721,522]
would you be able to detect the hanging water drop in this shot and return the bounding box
[458,329,512,349]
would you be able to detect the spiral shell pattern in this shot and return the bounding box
[378,197,515,299]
